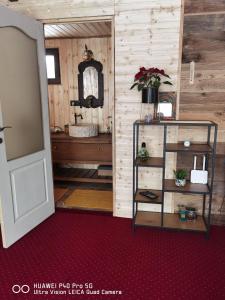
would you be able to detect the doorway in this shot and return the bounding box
[44,19,114,213]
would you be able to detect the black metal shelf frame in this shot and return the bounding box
[132,120,218,238]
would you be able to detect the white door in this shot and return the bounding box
[0,6,55,248]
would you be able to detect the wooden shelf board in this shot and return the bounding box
[159,120,215,126]
[134,120,216,126]
[135,189,162,204]
[135,157,163,168]
[54,167,112,184]
[135,211,161,227]
[166,143,212,153]
[135,211,207,232]
[164,213,206,232]
[164,179,210,194]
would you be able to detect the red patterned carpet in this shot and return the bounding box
[0,210,225,300]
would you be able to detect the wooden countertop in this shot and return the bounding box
[51,132,112,144]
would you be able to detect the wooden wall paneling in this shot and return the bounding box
[184,0,225,15]
[68,39,76,124]
[182,15,225,67]
[115,0,180,12]
[1,0,115,20]
[114,1,181,217]
[176,0,185,119]
[114,8,180,104]
[56,39,65,129]
[70,39,79,124]
[96,38,105,127]
[180,14,225,143]
[110,16,116,216]
[179,5,225,220]
[46,36,112,132]
[103,35,111,129]
[61,39,71,128]
[217,143,225,155]
[48,87,55,126]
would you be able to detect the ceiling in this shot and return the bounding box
[44,21,111,39]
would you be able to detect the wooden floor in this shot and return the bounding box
[54,187,69,202]
[55,188,113,212]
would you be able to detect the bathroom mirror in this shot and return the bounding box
[83,66,98,99]
[77,59,104,108]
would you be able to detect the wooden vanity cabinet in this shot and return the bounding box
[51,133,112,183]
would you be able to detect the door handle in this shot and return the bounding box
[0,126,12,132]
[0,138,3,144]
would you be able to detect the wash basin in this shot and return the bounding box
[69,123,98,138]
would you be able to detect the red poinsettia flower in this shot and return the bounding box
[135,71,143,80]
[140,67,146,72]
[148,67,154,74]
[130,66,172,91]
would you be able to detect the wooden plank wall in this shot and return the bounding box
[185,0,225,14]
[2,0,182,218]
[0,0,115,19]
[114,0,182,217]
[45,37,112,133]
[180,14,225,142]
[177,0,225,219]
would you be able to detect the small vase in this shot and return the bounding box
[175,179,186,187]
[142,87,158,103]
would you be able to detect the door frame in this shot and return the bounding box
[43,16,116,215]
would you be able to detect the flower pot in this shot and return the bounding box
[142,87,158,103]
[175,179,186,187]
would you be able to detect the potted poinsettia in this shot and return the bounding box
[130,67,172,103]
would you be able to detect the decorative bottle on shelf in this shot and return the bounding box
[138,142,150,161]
[178,205,187,222]
[186,207,197,221]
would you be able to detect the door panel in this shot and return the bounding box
[0,27,44,161]
[0,6,54,248]
[11,160,48,221]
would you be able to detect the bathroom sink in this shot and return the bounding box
[69,124,98,138]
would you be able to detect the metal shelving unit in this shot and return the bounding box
[132,120,218,238]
